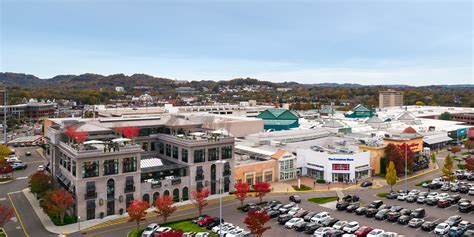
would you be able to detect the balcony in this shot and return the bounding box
[85,191,97,200]
[124,186,135,193]
[58,141,142,158]
[157,134,234,147]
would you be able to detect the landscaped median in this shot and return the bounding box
[376,192,388,198]
[127,219,217,237]
[307,196,338,204]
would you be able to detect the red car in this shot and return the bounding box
[197,216,215,227]
[437,199,450,208]
[354,226,373,237]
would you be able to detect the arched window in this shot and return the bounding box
[182,187,189,201]
[106,179,115,199]
[153,192,160,205]
[164,190,170,196]
[173,188,179,202]
[143,194,150,204]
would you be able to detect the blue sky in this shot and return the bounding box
[1,0,472,85]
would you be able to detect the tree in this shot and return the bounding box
[127,200,150,233]
[442,154,455,183]
[431,153,437,168]
[439,112,452,120]
[154,195,176,224]
[191,188,209,217]
[64,126,88,143]
[30,172,51,197]
[464,140,474,152]
[0,145,12,159]
[244,210,271,237]
[386,161,398,192]
[0,160,13,179]
[122,127,140,139]
[398,143,415,174]
[234,182,250,208]
[384,143,404,174]
[42,189,74,224]
[465,155,474,171]
[451,146,461,157]
[0,204,14,227]
[155,230,183,237]
[253,181,271,204]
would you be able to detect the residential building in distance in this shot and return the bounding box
[378,89,404,108]
[44,116,235,220]
[0,102,55,122]
[450,113,474,125]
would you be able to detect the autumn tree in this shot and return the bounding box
[442,154,455,183]
[253,181,271,204]
[244,210,271,237]
[191,188,209,217]
[122,127,140,140]
[41,189,74,224]
[384,143,404,174]
[154,195,176,224]
[0,159,13,179]
[64,126,88,143]
[464,140,474,152]
[386,161,398,192]
[234,182,250,208]
[465,155,474,171]
[30,172,51,197]
[127,200,150,233]
[451,146,461,157]
[0,204,14,227]
[155,230,183,237]
[398,143,415,174]
[0,145,12,159]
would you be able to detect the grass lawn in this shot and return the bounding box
[308,196,338,204]
[377,192,388,198]
[128,220,217,237]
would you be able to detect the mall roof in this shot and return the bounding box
[423,133,452,145]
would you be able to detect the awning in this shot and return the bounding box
[424,135,452,145]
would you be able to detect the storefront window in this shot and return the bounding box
[158,142,164,154]
[208,148,219,161]
[332,164,350,171]
[172,146,179,159]
[165,144,171,157]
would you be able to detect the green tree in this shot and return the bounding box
[0,145,11,160]
[30,172,51,197]
[386,161,398,192]
[439,112,452,120]
[442,154,455,183]
[431,153,437,169]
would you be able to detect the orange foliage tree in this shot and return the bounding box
[154,195,177,224]
[253,181,271,204]
[30,171,51,197]
[234,182,250,208]
[127,200,150,233]
[191,188,209,216]
[0,204,14,227]
[42,189,74,224]
[465,155,474,171]
[244,210,271,237]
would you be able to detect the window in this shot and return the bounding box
[172,146,179,159]
[82,161,99,178]
[264,171,273,182]
[72,160,76,176]
[165,144,171,157]
[103,159,118,176]
[246,176,254,186]
[194,149,205,163]
[196,182,203,192]
[123,157,137,173]
[158,142,164,155]
[224,177,230,192]
[125,176,135,193]
[107,179,115,199]
[150,142,156,151]
[332,164,350,171]
[181,149,188,163]
[126,193,134,209]
[195,166,204,181]
[85,181,97,199]
[222,146,232,159]
[223,162,231,177]
[86,200,96,220]
[142,142,148,151]
[208,148,219,161]
[256,175,263,183]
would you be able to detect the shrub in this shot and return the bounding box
[49,214,77,226]
[316,179,326,184]
[457,164,465,170]
[415,179,432,186]
[119,208,124,215]
[100,212,104,219]
[377,192,388,198]
[292,184,312,191]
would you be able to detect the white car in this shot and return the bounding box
[408,189,419,195]
[459,221,471,229]
[287,207,301,216]
[219,226,237,235]
[343,221,359,233]
[367,229,385,237]
[285,217,304,228]
[37,165,45,172]
[226,228,247,237]
[332,220,348,230]
[195,233,210,237]
[427,192,439,199]
[434,223,450,235]
[141,223,159,237]
[469,187,474,195]
[313,227,334,237]
[6,156,20,163]
[380,232,398,237]
[156,227,171,233]
[438,193,450,199]
[310,212,330,224]
[212,223,233,233]
[397,193,407,201]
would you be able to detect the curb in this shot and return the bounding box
[0,179,14,185]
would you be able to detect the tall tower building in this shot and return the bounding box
[379,89,403,108]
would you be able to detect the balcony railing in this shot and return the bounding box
[58,141,142,158]
[124,186,135,193]
[85,191,97,200]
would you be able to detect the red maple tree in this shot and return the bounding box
[154,195,177,224]
[191,188,209,216]
[30,171,51,196]
[244,210,271,237]
[234,182,250,208]
[0,204,14,227]
[0,160,13,178]
[155,230,183,237]
[465,155,474,171]
[122,126,140,139]
[385,143,415,175]
[64,126,88,143]
[398,143,415,174]
[42,189,74,224]
[253,181,271,204]
[128,200,150,233]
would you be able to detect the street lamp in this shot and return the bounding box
[77,216,81,232]
[215,160,227,237]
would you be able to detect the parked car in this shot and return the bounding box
[314,227,334,237]
[458,202,472,213]
[399,209,412,216]
[386,192,398,199]
[448,194,462,204]
[387,212,401,222]
[287,207,302,216]
[267,210,280,219]
[141,223,159,237]
[408,218,425,228]
[434,223,450,235]
[422,221,438,231]
[303,211,318,222]
[197,216,217,227]
[192,215,210,224]
[355,207,367,215]
[332,221,348,230]
[11,162,27,170]
[397,215,412,225]
[410,208,425,218]
[25,151,31,156]
[311,212,330,224]
[242,203,257,212]
[447,227,464,237]
[416,196,427,204]
[321,217,339,227]
[155,227,171,233]
[360,181,373,187]
[336,202,350,211]
[343,221,360,233]
[304,222,321,234]
[397,193,408,201]
[445,215,462,227]
[438,199,451,208]
[365,208,378,218]
[37,165,45,172]
[367,229,384,237]
[279,203,296,214]
[342,195,360,203]
[294,209,309,218]
[285,217,304,228]
[375,209,390,220]
[277,214,293,225]
[293,221,308,231]
[266,200,281,208]
[272,203,284,211]
[346,204,360,213]
[368,200,383,209]
[289,195,301,203]
[389,206,402,212]
[354,226,373,237]
[406,195,417,203]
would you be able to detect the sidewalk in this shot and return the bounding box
[23,187,233,235]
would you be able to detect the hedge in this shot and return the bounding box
[292,184,312,191]
[316,179,326,184]
[458,164,465,170]
[377,192,388,198]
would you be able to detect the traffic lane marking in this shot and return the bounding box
[7,193,29,237]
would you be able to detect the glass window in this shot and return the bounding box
[165,144,171,157]
[86,200,96,220]
[126,193,134,209]
[181,149,188,163]
[194,149,205,163]
[72,160,76,177]
[142,142,148,151]
[208,148,219,161]
[125,176,135,193]
[222,146,232,159]
[264,171,273,182]
[82,161,99,178]
[150,142,155,151]
[103,159,119,176]
[123,157,137,173]
[172,146,179,159]
[332,164,350,171]
[195,166,204,181]
[158,142,164,154]
[223,162,231,177]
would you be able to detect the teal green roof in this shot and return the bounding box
[352,104,371,112]
[263,120,298,126]
[257,109,299,120]
[267,109,287,118]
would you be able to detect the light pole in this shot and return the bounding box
[78,216,81,232]
[404,144,408,192]
[215,160,227,237]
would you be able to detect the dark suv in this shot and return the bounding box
[368,200,383,209]
[387,212,401,222]
[410,208,425,218]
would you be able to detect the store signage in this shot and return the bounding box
[328,158,354,162]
